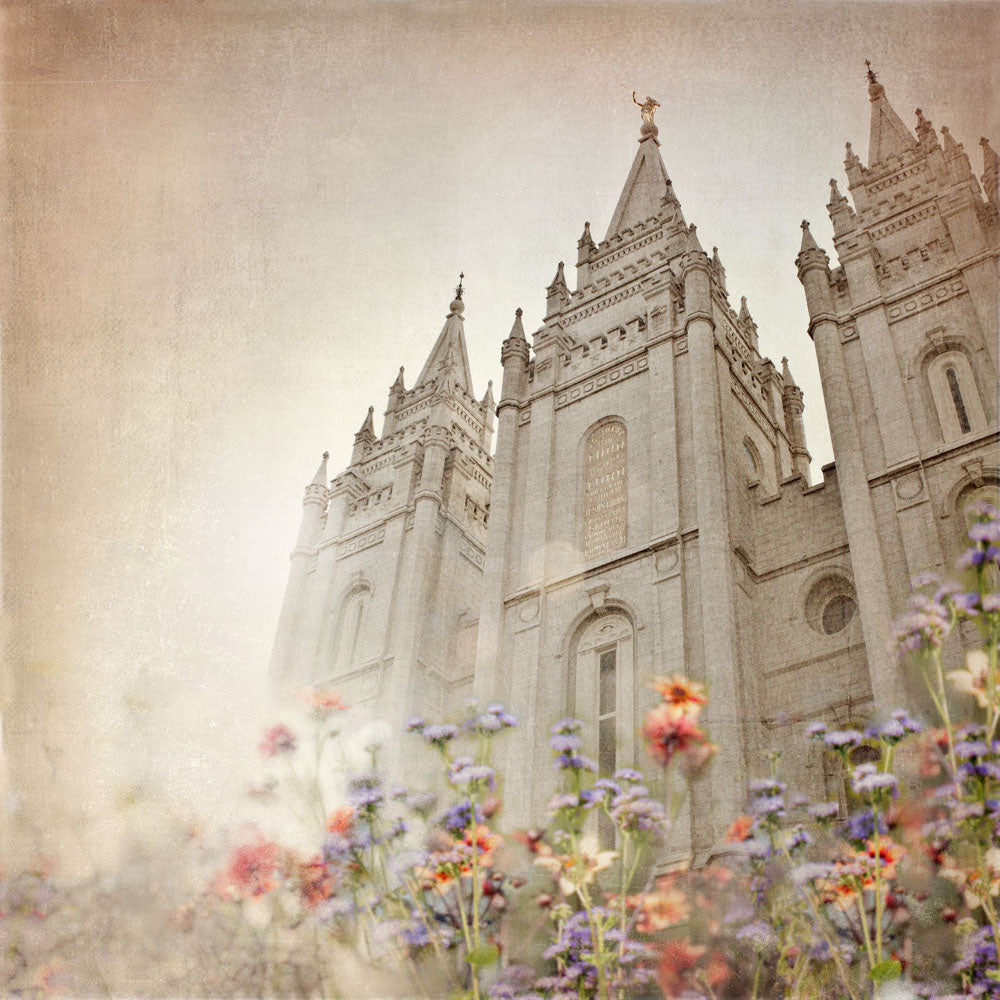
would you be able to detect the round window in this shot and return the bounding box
[822,594,857,634]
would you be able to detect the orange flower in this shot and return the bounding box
[649,675,708,718]
[295,855,335,908]
[327,806,355,836]
[635,887,691,932]
[464,824,502,867]
[724,815,754,843]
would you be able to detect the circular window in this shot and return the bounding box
[805,575,858,636]
[822,594,857,634]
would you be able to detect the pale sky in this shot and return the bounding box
[4,0,999,860]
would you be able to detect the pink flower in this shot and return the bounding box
[219,838,280,899]
[259,723,297,757]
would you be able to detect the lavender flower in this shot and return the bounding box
[805,720,828,739]
[550,717,583,735]
[549,732,583,753]
[807,801,840,821]
[823,729,863,749]
[423,723,459,745]
[614,767,645,783]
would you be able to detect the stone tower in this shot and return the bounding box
[473,110,822,858]
[271,70,998,861]
[269,281,495,731]
[797,65,999,695]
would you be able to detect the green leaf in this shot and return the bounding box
[869,959,902,983]
[466,944,500,968]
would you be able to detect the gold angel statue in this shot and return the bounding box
[632,91,660,125]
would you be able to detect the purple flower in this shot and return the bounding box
[791,861,833,885]
[405,716,426,732]
[549,732,583,752]
[805,720,828,739]
[450,762,496,790]
[842,808,886,842]
[550,717,583,735]
[548,792,581,814]
[823,729,863,749]
[891,708,923,733]
[440,800,483,834]
[736,921,777,950]
[614,767,644,783]
[556,752,598,772]
[423,723,459,745]
[969,520,1000,544]
[807,801,840,821]
[748,777,786,795]
[751,794,785,817]
[851,766,898,797]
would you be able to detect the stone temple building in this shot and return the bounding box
[270,69,1000,859]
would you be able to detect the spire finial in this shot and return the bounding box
[323,451,329,461]
[631,89,661,141]
[865,59,885,102]
[449,273,466,316]
[865,59,875,83]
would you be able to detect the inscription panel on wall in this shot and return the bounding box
[583,422,627,559]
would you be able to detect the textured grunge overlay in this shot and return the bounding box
[2,1,999,996]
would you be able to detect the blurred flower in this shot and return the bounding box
[643,704,710,767]
[725,814,755,843]
[649,674,708,718]
[220,837,280,899]
[947,650,994,710]
[635,887,690,932]
[258,723,297,758]
[534,838,617,897]
[657,939,706,998]
[326,806,354,836]
[301,689,348,716]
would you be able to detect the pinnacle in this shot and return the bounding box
[508,308,526,340]
[799,219,820,253]
[864,65,917,167]
[309,451,329,487]
[605,129,673,239]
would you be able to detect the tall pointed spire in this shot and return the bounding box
[605,109,674,239]
[781,357,796,386]
[508,306,526,341]
[864,62,917,167]
[415,275,475,394]
[358,406,375,436]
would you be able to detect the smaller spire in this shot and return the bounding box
[310,451,329,487]
[738,296,752,323]
[844,142,860,168]
[578,221,595,248]
[508,307,526,340]
[829,177,847,206]
[480,379,495,409]
[781,357,797,387]
[940,125,959,154]
[981,136,1000,209]
[799,219,820,253]
[358,405,375,436]
[687,223,705,254]
[391,366,406,393]
[915,107,936,145]
[549,261,567,288]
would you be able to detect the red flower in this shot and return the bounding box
[259,723,297,758]
[658,939,706,998]
[643,704,709,767]
[222,837,280,899]
[724,815,754,843]
[295,855,335,908]
[301,689,349,715]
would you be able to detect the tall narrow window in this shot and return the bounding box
[582,421,628,560]
[945,366,971,434]
[597,648,617,848]
[334,587,370,670]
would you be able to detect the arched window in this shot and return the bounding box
[927,350,986,441]
[571,612,634,848]
[805,575,859,637]
[581,421,628,560]
[334,586,371,670]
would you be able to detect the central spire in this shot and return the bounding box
[605,104,673,240]
[864,61,916,167]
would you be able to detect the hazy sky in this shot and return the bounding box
[4,0,999,859]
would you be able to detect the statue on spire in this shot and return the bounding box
[632,91,660,125]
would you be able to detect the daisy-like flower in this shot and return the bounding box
[857,835,905,882]
[649,674,708,718]
[947,649,995,710]
[534,838,617,897]
[635,887,690,933]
